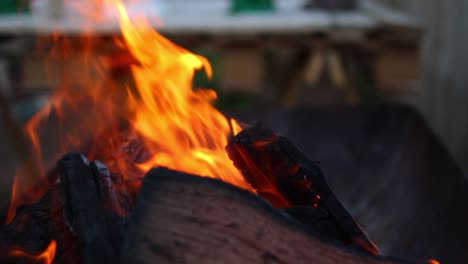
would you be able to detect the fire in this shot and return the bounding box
[116,2,248,186]
[9,240,57,264]
[7,0,250,223]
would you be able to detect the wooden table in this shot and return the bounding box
[0,0,420,105]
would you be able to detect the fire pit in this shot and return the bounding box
[0,1,466,263]
[232,106,468,264]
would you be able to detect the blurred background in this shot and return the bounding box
[0,1,468,261]
[0,0,461,208]
[0,1,458,205]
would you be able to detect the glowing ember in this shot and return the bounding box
[7,0,250,223]
[9,240,57,264]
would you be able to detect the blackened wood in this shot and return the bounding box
[90,160,133,255]
[226,125,379,255]
[0,174,82,264]
[58,154,119,264]
[0,154,136,263]
[59,154,134,263]
[123,167,403,264]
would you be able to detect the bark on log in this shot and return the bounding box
[122,167,404,264]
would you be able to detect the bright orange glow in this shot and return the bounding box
[116,1,248,187]
[6,175,18,224]
[7,0,250,222]
[230,119,243,136]
[427,259,441,264]
[10,240,57,264]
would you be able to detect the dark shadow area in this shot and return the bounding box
[230,104,468,263]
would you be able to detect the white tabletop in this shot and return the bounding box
[0,0,417,36]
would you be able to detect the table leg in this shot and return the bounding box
[271,47,312,107]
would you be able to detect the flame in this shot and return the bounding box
[9,240,57,264]
[6,175,19,224]
[7,0,250,223]
[116,2,248,186]
[427,260,440,264]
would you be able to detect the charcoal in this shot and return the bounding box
[0,154,136,264]
[58,154,117,264]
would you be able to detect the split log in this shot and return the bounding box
[122,167,404,264]
[226,125,379,255]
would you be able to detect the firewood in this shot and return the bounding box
[58,154,119,264]
[90,160,134,254]
[0,154,136,264]
[226,125,379,255]
[0,174,81,264]
[122,167,403,264]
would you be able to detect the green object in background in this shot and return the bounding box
[193,49,260,111]
[0,0,30,14]
[231,0,275,14]
[193,50,221,91]
[215,91,262,111]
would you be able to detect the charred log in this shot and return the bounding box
[122,167,402,264]
[58,154,119,264]
[0,154,135,264]
[90,160,133,254]
[226,125,379,255]
[0,173,81,264]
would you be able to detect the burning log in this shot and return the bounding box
[0,155,419,264]
[0,127,431,264]
[0,172,78,264]
[0,154,135,264]
[226,125,379,255]
[59,155,133,263]
[122,168,401,264]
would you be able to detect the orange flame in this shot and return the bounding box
[7,0,250,222]
[10,240,57,264]
[115,2,248,187]
[427,259,441,264]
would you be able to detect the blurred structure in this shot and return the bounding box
[373,0,468,172]
[0,2,466,263]
[0,0,427,204]
[0,0,467,204]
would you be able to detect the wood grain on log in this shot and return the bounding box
[122,167,403,264]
